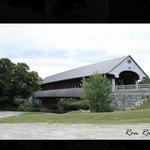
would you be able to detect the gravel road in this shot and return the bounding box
[0,123,150,139]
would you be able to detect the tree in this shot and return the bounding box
[81,73,112,112]
[0,58,42,108]
[139,77,150,84]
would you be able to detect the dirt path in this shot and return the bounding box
[0,111,24,118]
[0,123,150,139]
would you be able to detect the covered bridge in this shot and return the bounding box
[34,55,148,111]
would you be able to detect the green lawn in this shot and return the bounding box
[0,108,150,124]
[136,97,150,110]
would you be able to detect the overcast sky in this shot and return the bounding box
[0,24,150,79]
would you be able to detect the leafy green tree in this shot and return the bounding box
[81,73,112,112]
[0,58,42,108]
[139,77,150,84]
[0,58,16,106]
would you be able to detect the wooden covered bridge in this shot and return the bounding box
[34,55,150,111]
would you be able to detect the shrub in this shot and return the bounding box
[0,96,18,110]
[0,97,39,111]
[81,73,113,112]
[59,98,89,112]
[15,98,39,111]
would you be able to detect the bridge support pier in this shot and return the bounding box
[112,78,116,92]
[135,80,138,89]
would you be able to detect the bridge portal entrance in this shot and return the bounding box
[118,71,139,85]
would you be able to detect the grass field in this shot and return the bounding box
[136,97,150,110]
[0,98,150,124]
[0,109,150,124]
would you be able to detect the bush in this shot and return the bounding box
[81,73,113,112]
[0,97,39,111]
[15,98,39,111]
[0,96,19,110]
[59,98,89,112]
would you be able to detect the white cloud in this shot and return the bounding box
[0,24,150,78]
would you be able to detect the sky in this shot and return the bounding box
[0,24,150,79]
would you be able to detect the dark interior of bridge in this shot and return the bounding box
[118,71,139,85]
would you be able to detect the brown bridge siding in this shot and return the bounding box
[41,77,83,91]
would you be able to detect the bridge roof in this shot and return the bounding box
[43,55,135,84]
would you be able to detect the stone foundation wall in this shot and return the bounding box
[112,89,150,110]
